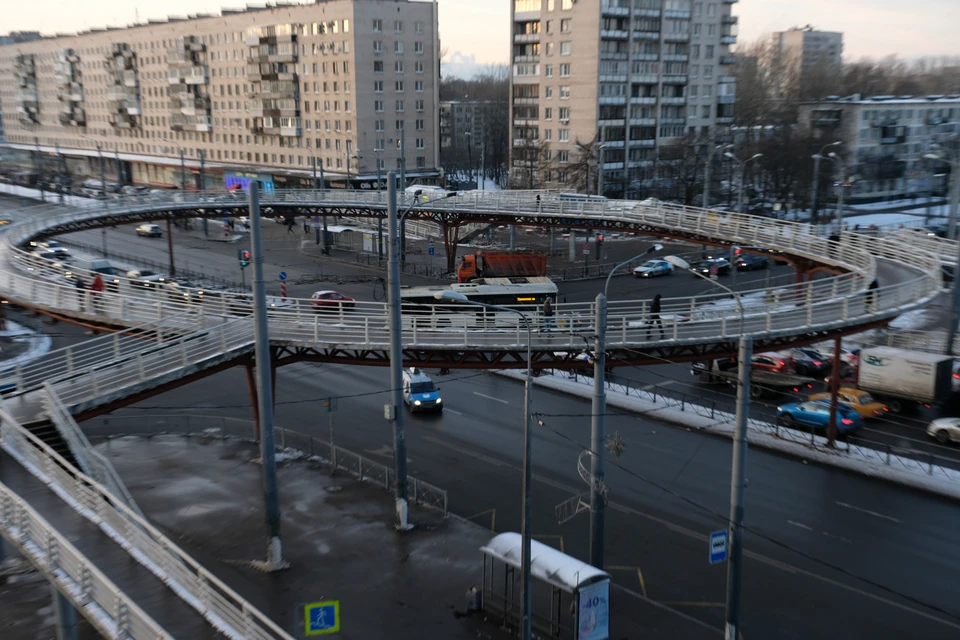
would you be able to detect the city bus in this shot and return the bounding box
[399,276,559,329]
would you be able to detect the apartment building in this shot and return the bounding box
[0,1,440,192]
[508,0,738,195]
[799,95,960,202]
[439,100,488,150]
[772,27,843,75]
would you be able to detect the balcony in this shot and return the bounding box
[662,53,689,62]
[662,74,688,84]
[661,96,686,105]
[602,140,625,149]
[719,54,736,66]
[178,97,211,116]
[601,29,630,40]
[633,73,659,84]
[602,161,625,170]
[513,97,539,106]
[723,0,739,3]
[599,52,629,61]
[660,117,685,126]
[513,118,539,127]
[513,33,540,43]
[514,55,541,63]
[512,138,540,147]
[633,30,660,41]
[630,96,657,105]
[663,32,691,43]
[601,4,630,17]
[664,9,692,19]
[629,117,656,126]
[716,115,734,125]
[632,53,659,62]
[718,75,735,84]
[599,74,628,83]
[720,35,737,45]
[722,15,739,25]
[634,9,661,17]
[717,94,736,105]
[170,114,212,132]
[599,96,627,105]
[123,70,139,87]
[632,139,656,148]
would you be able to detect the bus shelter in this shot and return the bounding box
[479,532,610,640]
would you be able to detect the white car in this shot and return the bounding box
[135,223,163,237]
[127,269,167,288]
[632,259,674,278]
[927,418,960,444]
[38,240,70,258]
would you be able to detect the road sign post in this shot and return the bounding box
[324,396,338,473]
[279,271,287,301]
[710,530,728,565]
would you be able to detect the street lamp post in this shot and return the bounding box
[703,143,727,209]
[723,151,763,288]
[179,148,186,192]
[434,289,534,640]
[465,131,474,189]
[55,143,65,205]
[597,142,607,198]
[375,148,384,258]
[199,149,208,236]
[664,255,750,640]
[825,152,847,235]
[96,143,107,256]
[586,244,663,569]
[925,148,960,355]
[33,137,45,203]
[811,141,842,225]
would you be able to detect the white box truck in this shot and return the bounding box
[857,346,954,412]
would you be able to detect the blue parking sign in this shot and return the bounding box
[304,601,340,636]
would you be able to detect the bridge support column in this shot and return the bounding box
[51,584,79,640]
[442,222,462,273]
[166,218,176,277]
[246,363,260,441]
[549,228,556,254]
[568,230,576,262]
[826,337,842,447]
[509,225,517,250]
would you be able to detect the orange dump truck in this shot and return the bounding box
[457,250,548,283]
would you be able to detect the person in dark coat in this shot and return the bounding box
[865,278,879,310]
[74,276,87,312]
[647,293,664,340]
[542,297,555,330]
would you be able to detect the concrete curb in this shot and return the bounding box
[494,370,960,501]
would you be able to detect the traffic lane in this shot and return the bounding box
[96,365,960,637]
[609,362,960,468]
[557,264,796,304]
[100,363,960,620]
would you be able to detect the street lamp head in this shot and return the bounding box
[723,151,736,160]
[646,243,664,255]
[828,151,839,159]
[663,255,691,271]
[811,154,824,160]
[923,152,943,161]
[434,290,469,302]
[748,153,763,162]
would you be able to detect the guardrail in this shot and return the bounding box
[82,414,450,516]
[0,188,942,354]
[0,481,173,640]
[0,409,297,640]
[40,383,142,516]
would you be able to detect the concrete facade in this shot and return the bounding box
[799,95,960,202]
[0,1,440,190]
[508,0,738,195]
[772,27,843,75]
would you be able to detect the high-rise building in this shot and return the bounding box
[772,27,843,76]
[508,0,738,195]
[0,1,440,191]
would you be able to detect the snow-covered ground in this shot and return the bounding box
[496,368,960,499]
[889,308,938,331]
[0,321,53,376]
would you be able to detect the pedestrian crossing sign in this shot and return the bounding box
[304,601,340,636]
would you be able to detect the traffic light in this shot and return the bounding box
[238,249,251,268]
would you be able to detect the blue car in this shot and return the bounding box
[402,368,443,413]
[776,399,863,434]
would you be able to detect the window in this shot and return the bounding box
[545,64,553,77]
[543,129,552,141]
[395,61,404,73]
[396,120,404,130]
[416,137,425,149]
[395,41,404,54]
[562,0,572,9]
[416,119,425,131]
[705,45,714,59]
[560,19,571,33]
[545,86,553,99]
[560,42,571,56]
[396,100,404,112]
[545,20,552,34]
[374,80,383,93]
[703,65,713,78]
[546,42,554,56]
[416,156,425,169]
[559,63,570,77]
[544,107,553,120]
[415,42,424,54]
[415,80,424,92]
[415,21,424,35]
[558,150,569,163]
[559,129,569,141]
[374,61,384,73]
[396,81,405,92]
[559,107,569,121]
[415,61,424,74]
[374,40,383,54]
[375,100,384,112]
[344,19,350,33]
[559,85,570,99]
[395,20,403,33]
[415,100,424,111]
[375,119,384,131]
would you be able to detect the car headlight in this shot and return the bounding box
[436,398,442,404]
[414,400,422,406]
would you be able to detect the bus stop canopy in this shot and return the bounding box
[480,532,609,593]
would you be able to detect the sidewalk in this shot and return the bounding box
[92,433,720,640]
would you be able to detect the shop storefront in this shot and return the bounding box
[224,170,275,193]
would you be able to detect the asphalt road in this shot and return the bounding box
[89,363,960,639]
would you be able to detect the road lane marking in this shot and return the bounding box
[606,566,648,598]
[788,520,813,531]
[444,408,464,416]
[421,436,508,467]
[636,568,648,598]
[473,392,508,404]
[658,601,725,608]
[836,501,901,523]
[465,508,496,531]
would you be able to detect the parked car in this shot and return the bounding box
[808,388,889,418]
[135,224,163,237]
[692,258,731,276]
[777,399,864,434]
[632,259,674,278]
[780,348,832,377]
[30,239,70,259]
[751,353,796,374]
[126,269,167,288]
[311,290,355,310]
[164,279,204,302]
[926,417,960,444]
[735,254,769,271]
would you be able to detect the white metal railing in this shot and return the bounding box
[40,384,142,516]
[0,481,173,639]
[0,189,943,353]
[0,410,296,640]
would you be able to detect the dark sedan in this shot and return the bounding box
[692,258,731,277]
[735,254,770,271]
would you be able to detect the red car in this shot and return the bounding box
[311,290,355,310]
[751,354,795,374]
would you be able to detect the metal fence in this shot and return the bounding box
[0,409,297,640]
[0,481,173,640]
[83,414,450,516]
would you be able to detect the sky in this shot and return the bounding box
[4,0,958,69]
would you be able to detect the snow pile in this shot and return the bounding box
[0,321,53,374]
[495,369,960,500]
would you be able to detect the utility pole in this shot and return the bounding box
[179,148,186,191]
[597,143,605,197]
[589,293,608,569]
[386,171,410,530]
[725,334,752,640]
[55,143,65,205]
[33,137,45,203]
[248,183,284,569]
[199,150,208,236]
[376,149,384,258]
[98,144,107,256]
[115,150,122,185]
[399,129,407,267]
[811,153,822,226]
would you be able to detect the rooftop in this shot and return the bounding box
[805,94,960,106]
